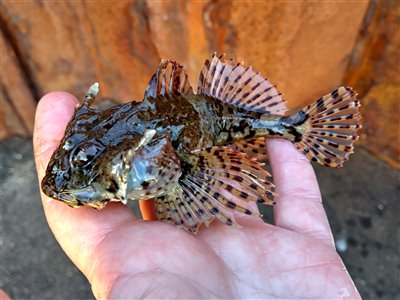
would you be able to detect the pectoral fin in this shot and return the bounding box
[154,147,274,234]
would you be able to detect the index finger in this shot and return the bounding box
[266,138,334,247]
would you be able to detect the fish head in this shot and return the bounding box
[41,103,125,208]
[41,129,112,209]
[42,116,182,208]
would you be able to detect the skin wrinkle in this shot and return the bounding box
[253,242,275,286]
[266,265,333,299]
[33,135,58,175]
[295,227,334,248]
[206,240,245,297]
[274,177,320,198]
[39,191,138,279]
[203,222,272,297]
[193,224,245,290]
[274,198,334,247]
[106,258,229,299]
[87,218,137,292]
[234,275,268,298]
[108,270,220,299]
[228,236,334,298]
[276,191,322,202]
[88,223,165,299]
[91,223,233,299]
[276,151,310,162]
[268,261,339,276]
[134,271,170,299]
[199,233,263,298]
[276,199,325,224]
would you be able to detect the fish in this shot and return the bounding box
[41,53,362,234]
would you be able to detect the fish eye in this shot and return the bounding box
[70,143,103,168]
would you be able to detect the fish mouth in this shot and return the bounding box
[41,175,110,209]
[41,179,79,207]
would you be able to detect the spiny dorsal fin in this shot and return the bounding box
[154,146,274,234]
[197,53,287,115]
[144,60,193,99]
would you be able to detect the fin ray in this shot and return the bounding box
[192,171,264,211]
[144,60,193,99]
[229,137,268,161]
[198,53,287,115]
[292,87,361,167]
[184,176,240,228]
[154,146,274,233]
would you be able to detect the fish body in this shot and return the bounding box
[42,54,361,233]
[95,93,301,150]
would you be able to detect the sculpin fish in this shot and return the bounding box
[42,54,362,233]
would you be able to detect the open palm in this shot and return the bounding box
[34,92,360,299]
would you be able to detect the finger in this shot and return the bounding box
[266,138,334,246]
[0,289,11,300]
[34,92,136,276]
[139,199,158,220]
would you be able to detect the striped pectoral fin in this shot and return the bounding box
[293,87,362,167]
[155,146,274,234]
[155,187,215,234]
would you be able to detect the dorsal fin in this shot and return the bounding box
[144,60,193,99]
[197,53,287,115]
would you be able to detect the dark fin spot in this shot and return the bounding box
[226,201,237,209]
[210,207,219,215]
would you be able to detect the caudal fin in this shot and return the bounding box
[293,87,362,168]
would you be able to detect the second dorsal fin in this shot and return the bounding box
[197,53,287,115]
[144,60,193,99]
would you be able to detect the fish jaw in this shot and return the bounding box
[41,173,113,209]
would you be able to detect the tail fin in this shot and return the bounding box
[291,87,362,168]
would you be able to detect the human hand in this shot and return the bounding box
[34,92,361,299]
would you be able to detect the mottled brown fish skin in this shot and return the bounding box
[136,93,293,151]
